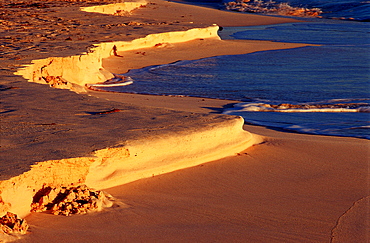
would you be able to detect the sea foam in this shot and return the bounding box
[224,100,370,113]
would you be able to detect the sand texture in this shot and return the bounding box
[0,0,369,242]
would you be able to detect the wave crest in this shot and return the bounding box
[224,101,370,113]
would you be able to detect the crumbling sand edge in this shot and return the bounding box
[0,116,261,219]
[14,25,220,91]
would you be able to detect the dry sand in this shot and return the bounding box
[0,0,369,242]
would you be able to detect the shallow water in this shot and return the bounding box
[220,20,370,138]
[96,17,369,139]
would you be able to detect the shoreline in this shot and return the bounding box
[1,0,368,241]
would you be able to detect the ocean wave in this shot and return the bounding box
[225,0,322,17]
[224,100,370,113]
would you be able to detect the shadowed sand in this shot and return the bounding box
[1,0,369,242]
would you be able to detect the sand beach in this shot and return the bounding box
[0,0,368,242]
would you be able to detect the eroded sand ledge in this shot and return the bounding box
[0,114,259,219]
[5,4,258,220]
[15,25,220,90]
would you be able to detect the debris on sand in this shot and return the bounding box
[31,185,114,216]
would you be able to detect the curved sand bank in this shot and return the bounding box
[0,114,258,219]
[15,25,220,90]
[9,16,259,219]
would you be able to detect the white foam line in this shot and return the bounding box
[87,81,134,87]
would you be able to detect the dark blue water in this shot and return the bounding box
[220,20,370,138]
[96,2,370,139]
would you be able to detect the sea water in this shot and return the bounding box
[97,0,370,139]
